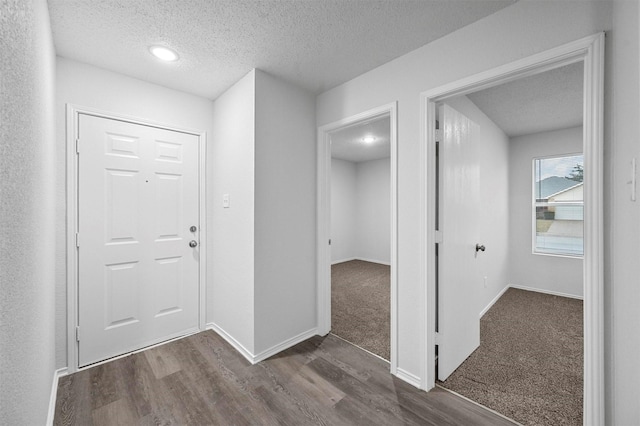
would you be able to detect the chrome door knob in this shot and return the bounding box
[189,240,198,248]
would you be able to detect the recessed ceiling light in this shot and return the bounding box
[149,45,179,62]
[362,136,376,144]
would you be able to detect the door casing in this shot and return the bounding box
[317,102,398,374]
[420,33,605,425]
[66,105,207,373]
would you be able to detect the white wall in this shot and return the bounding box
[316,0,613,397]
[606,1,640,423]
[209,70,256,353]
[331,158,358,263]
[355,158,391,264]
[210,69,317,357]
[444,96,511,315]
[0,0,56,424]
[509,127,583,298]
[55,57,216,365]
[254,70,317,355]
[331,157,390,265]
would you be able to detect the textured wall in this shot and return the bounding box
[254,69,317,355]
[355,158,391,264]
[331,158,358,263]
[209,70,256,353]
[0,0,57,424]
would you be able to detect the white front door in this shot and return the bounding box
[77,114,200,367]
[437,104,481,381]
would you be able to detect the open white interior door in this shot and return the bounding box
[437,104,481,381]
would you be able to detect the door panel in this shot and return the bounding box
[438,104,481,381]
[78,114,199,367]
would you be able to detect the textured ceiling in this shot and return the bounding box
[331,115,390,163]
[47,0,514,100]
[467,62,583,138]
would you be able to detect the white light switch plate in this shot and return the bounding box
[223,194,230,208]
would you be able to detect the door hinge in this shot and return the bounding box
[75,326,80,342]
[75,138,80,154]
[434,331,441,345]
[329,239,331,245]
[435,230,443,244]
[75,232,79,248]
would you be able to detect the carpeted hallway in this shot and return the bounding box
[439,288,583,426]
[331,260,390,361]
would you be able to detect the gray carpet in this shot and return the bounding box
[439,288,583,426]
[331,260,390,360]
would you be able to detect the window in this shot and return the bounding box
[533,154,584,257]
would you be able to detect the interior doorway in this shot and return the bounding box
[317,102,398,371]
[435,61,585,425]
[421,33,605,425]
[329,114,392,360]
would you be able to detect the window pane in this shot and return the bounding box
[533,154,584,257]
[535,205,584,256]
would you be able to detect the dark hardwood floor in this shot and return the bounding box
[55,331,517,425]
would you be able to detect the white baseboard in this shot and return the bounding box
[206,323,317,365]
[331,257,390,266]
[510,284,583,300]
[47,367,68,426]
[332,257,356,265]
[480,284,510,318]
[253,327,318,364]
[206,322,255,364]
[395,368,421,389]
[356,257,391,266]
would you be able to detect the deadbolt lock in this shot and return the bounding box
[190,225,197,232]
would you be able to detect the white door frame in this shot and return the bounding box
[66,104,207,373]
[419,33,605,424]
[317,102,398,373]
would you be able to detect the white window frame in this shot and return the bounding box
[531,153,584,258]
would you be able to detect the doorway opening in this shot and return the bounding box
[317,102,398,371]
[421,33,604,425]
[435,62,585,425]
[330,114,391,360]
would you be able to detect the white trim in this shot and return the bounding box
[206,323,317,365]
[510,284,583,300]
[332,257,391,266]
[317,102,399,376]
[46,368,68,426]
[419,33,605,425]
[331,257,357,265]
[353,257,391,266]
[65,104,207,373]
[252,328,318,364]
[395,368,422,388]
[206,323,255,364]
[479,285,510,318]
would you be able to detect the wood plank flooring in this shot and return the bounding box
[55,331,517,425]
